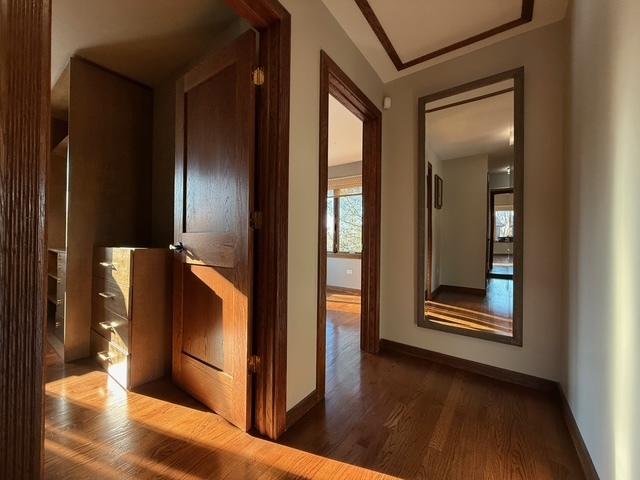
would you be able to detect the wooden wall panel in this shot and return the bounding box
[65,57,152,361]
[47,139,67,250]
[0,0,51,477]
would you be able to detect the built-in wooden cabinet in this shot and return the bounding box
[90,247,171,389]
[48,56,153,362]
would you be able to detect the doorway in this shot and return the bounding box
[316,52,382,404]
[0,0,290,474]
[489,187,515,279]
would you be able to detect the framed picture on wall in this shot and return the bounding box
[434,174,443,209]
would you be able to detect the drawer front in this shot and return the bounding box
[94,248,132,286]
[92,306,130,353]
[93,275,131,320]
[91,330,130,389]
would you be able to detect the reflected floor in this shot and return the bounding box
[427,279,513,336]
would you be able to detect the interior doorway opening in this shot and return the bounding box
[38,6,291,478]
[314,51,382,411]
[325,93,364,397]
[489,188,515,279]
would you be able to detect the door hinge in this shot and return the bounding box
[248,355,261,374]
[250,211,263,230]
[252,67,265,86]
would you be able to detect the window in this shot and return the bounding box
[327,184,363,255]
[495,208,514,240]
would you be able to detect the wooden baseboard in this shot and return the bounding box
[285,389,321,430]
[429,285,442,299]
[379,339,556,392]
[379,338,599,479]
[488,272,513,280]
[439,284,486,296]
[326,285,361,296]
[557,386,600,479]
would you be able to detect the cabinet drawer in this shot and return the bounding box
[91,330,130,389]
[94,248,132,286]
[92,307,130,353]
[93,275,131,320]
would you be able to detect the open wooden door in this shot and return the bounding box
[172,30,257,431]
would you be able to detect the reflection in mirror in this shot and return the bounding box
[418,70,523,345]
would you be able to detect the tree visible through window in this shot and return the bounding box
[327,186,362,254]
[495,209,514,239]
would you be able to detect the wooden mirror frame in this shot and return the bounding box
[416,67,524,346]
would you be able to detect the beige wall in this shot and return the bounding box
[438,154,488,290]
[381,21,567,380]
[279,0,384,409]
[564,1,640,478]
[327,257,361,290]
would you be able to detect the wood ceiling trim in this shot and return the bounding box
[354,0,534,71]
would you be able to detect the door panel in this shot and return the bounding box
[181,265,225,370]
[173,30,256,431]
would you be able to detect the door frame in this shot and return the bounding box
[426,162,433,300]
[0,1,290,475]
[232,0,291,440]
[316,51,382,402]
[0,2,50,476]
[489,187,514,279]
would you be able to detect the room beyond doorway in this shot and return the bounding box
[314,51,382,410]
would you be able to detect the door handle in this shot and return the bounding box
[98,292,115,299]
[97,351,114,363]
[169,242,185,253]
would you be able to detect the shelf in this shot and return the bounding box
[47,294,61,305]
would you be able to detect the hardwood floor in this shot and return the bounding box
[281,300,584,479]
[44,352,393,479]
[44,298,582,479]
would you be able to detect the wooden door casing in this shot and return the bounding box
[172,30,256,431]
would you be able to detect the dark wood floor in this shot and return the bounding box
[44,350,392,479]
[281,298,583,479]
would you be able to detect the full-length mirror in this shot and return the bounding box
[417,68,524,345]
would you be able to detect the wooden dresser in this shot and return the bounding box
[90,247,171,389]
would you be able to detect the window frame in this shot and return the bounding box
[326,186,363,257]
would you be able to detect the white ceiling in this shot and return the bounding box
[321,0,568,82]
[52,0,239,87]
[426,82,514,161]
[328,95,363,167]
